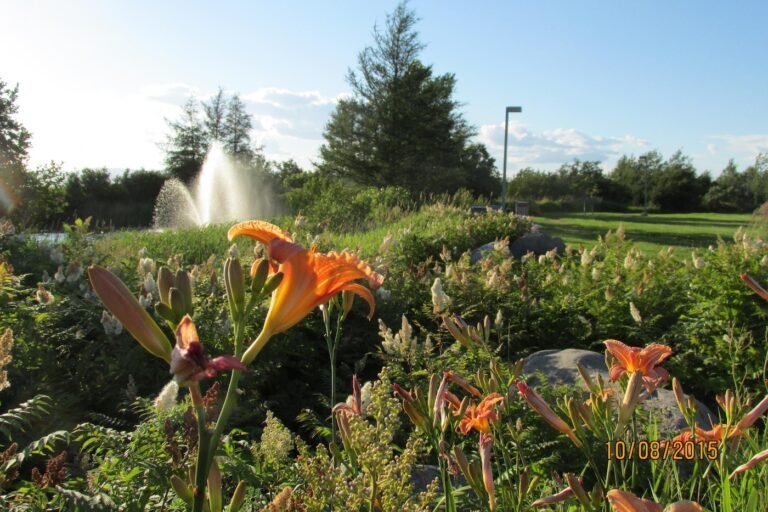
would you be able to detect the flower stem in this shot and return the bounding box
[190,385,209,512]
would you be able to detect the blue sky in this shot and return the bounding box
[2,1,767,176]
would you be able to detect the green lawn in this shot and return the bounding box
[533,211,759,254]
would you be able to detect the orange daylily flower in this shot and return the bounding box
[458,393,505,435]
[229,220,383,365]
[606,489,702,512]
[671,393,768,446]
[604,339,672,393]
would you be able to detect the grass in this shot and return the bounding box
[533,211,760,254]
[91,210,765,266]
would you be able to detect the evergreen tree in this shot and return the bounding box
[163,99,207,183]
[319,2,490,195]
[0,80,31,169]
[203,87,227,143]
[223,94,255,164]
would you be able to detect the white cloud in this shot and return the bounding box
[713,134,768,160]
[476,122,648,168]
[243,87,343,109]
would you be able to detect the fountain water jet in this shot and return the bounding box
[153,142,278,228]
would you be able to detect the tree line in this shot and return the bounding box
[508,151,768,213]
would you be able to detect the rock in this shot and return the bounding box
[470,242,499,264]
[509,232,565,259]
[471,232,565,264]
[410,464,466,494]
[521,349,716,435]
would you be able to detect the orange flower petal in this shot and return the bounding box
[605,339,639,375]
[227,220,293,245]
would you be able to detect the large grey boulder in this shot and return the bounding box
[470,232,566,264]
[509,232,565,259]
[521,349,716,435]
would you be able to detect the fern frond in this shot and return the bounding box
[1,430,70,474]
[0,394,53,441]
[53,487,117,511]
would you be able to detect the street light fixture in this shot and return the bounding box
[501,105,522,212]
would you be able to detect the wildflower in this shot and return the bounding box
[691,252,704,269]
[604,339,672,393]
[493,237,510,255]
[138,257,156,275]
[729,448,768,480]
[228,220,382,365]
[49,247,64,265]
[35,284,54,305]
[379,316,417,359]
[494,310,503,329]
[153,380,179,413]
[170,315,247,384]
[143,272,158,299]
[65,261,83,283]
[458,393,504,435]
[629,302,642,324]
[89,266,172,360]
[258,411,294,467]
[623,252,636,270]
[101,310,123,336]
[431,277,451,314]
[479,433,495,511]
[0,329,12,391]
[375,287,391,300]
[379,233,395,254]
[516,381,582,447]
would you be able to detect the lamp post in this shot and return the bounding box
[501,105,522,212]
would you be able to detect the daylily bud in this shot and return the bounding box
[157,266,174,306]
[428,373,440,411]
[729,448,768,480]
[566,397,586,438]
[262,272,284,295]
[565,474,590,508]
[250,258,269,293]
[616,371,644,436]
[155,302,177,324]
[228,481,247,512]
[516,381,582,447]
[479,433,495,512]
[341,289,356,319]
[170,288,186,319]
[174,270,194,315]
[88,265,172,362]
[531,486,574,507]
[170,475,193,504]
[736,394,768,431]
[577,363,598,394]
[443,314,474,347]
[224,257,245,315]
[208,458,223,512]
